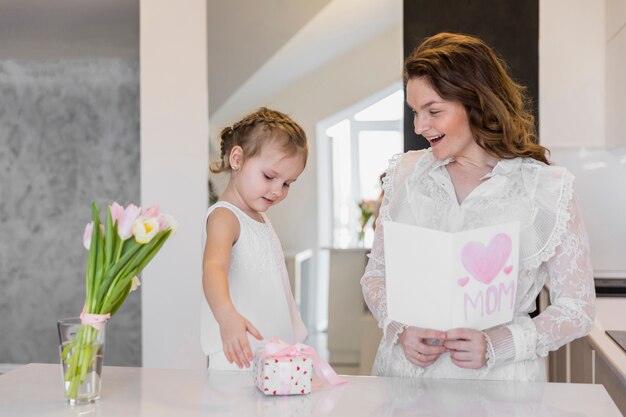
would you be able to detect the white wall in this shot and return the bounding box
[541,0,626,149]
[539,0,606,148]
[263,24,403,329]
[209,0,401,145]
[606,0,626,148]
[140,0,208,369]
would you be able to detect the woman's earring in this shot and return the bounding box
[232,164,239,171]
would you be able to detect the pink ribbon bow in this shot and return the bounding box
[79,305,110,331]
[263,338,347,387]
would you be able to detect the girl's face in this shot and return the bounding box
[406,77,479,161]
[231,140,305,215]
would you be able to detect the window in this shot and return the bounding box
[324,88,404,247]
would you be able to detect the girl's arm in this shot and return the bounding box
[202,208,262,368]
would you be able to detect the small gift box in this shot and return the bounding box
[253,350,313,395]
[253,339,346,396]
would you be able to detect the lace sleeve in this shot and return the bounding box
[361,215,407,347]
[360,153,411,347]
[534,196,596,355]
[485,196,596,365]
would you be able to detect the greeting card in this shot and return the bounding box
[383,221,520,330]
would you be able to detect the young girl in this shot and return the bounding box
[201,107,308,370]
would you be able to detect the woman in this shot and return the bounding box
[361,32,595,381]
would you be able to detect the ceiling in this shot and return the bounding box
[207,0,331,114]
[0,0,402,122]
[210,0,402,126]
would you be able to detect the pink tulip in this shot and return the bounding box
[157,213,178,232]
[83,222,93,250]
[110,202,124,224]
[118,204,142,240]
[143,204,160,218]
[83,222,104,250]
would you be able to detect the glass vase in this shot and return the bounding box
[357,227,366,243]
[57,318,105,405]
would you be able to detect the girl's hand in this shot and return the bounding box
[218,311,263,368]
[444,328,488,369]
[398,326,446,367]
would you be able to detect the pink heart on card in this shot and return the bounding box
[457,277,469,287]
[461,233,512,285]
[503,265,513,275]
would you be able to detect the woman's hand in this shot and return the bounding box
[444,328,488,369]
[398,326,446,367]
[218,311,263,368]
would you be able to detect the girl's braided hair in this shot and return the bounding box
[210,107,308,173]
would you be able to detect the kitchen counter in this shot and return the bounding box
[584,297,626,413]
[0,363,622,416]
[589,297,626,382]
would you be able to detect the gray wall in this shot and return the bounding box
[0,59,141,366]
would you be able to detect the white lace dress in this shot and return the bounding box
[201,201,308,370]
[361,149,596,381]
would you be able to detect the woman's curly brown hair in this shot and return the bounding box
[404,32,549,164]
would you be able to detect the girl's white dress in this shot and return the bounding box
[362,149,596,381]
[201,201,307,370]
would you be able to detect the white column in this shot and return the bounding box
[140,0,208,369]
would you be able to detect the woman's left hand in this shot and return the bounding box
[444,328,488,369]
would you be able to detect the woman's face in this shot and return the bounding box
[406,77,478,161]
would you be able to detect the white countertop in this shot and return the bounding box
[0,363,622,416]
[589,297,626,384]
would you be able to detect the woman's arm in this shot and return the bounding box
[484,196,596,367]
[362,216,446,367]
[202,208,262,368]
[361,217,407,346]
[361,152,446,367]
[361,153,409,347]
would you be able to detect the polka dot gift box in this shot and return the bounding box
[253,339,346,396]
[253,354,313,395]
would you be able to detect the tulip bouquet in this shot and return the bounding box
[61,202,176,400]
[357,199,376,241]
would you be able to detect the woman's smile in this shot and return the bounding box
[426,134,445,146]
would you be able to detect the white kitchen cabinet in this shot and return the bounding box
[549,298,626,416]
